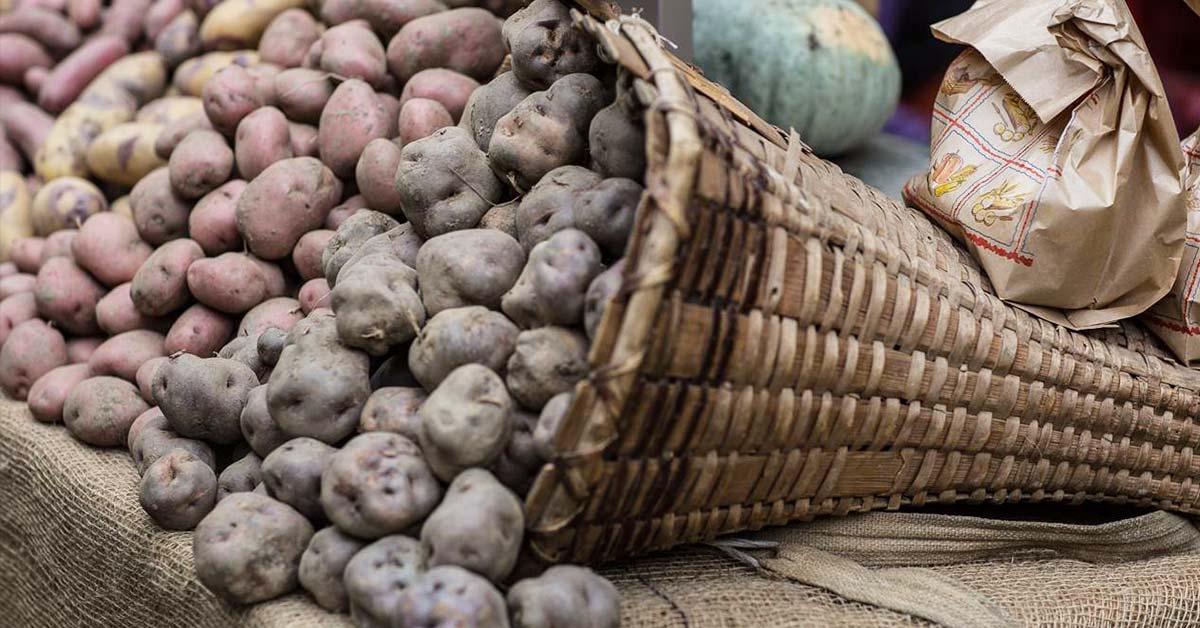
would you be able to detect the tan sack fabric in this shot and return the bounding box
[4,395,1200,627]
[1143,129,1200,362]
[902,0,1189,330]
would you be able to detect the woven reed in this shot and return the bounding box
[523,5,1200,565]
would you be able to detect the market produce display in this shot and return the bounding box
[0,0,629,624]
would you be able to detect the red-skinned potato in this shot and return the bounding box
[238,296,303,336]
[319,0,443,38]
[0,274,36,300]
[9,238,44,273]
[298,278,330,314]
[273,68,333,124]
[235,106,292,180]
[0,292,37,346]
[97,283,170,335]
[165,303,236,356]
[312,20,387,88]
[258,8,321,68]
[37,36,129,113]
[34,256,104,335]
[289,122,319,157]
[28,363,92,423]
[236,157,343,259]
[136,356,168,402]
[131,238,205,316]
[354,138,404,216]
[169,129,233,199]
[63,375,149,447]
[0,319,67,400]
[39,229,77,264]
[188,179,246,255]
[318,79,391,178]
[292,229,333,280]
[130,167,192,245]
[155,111,212,159]
[324,194,367,230]
[65,337,103,364]
[88,330,167,382]
[401,69,479,122]
[202,64,268,136]
[186,252,285,314]
[386,9,505,82]
[398,98,453,146]
[72,212,153,287]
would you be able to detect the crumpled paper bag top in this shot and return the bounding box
[903,0,1189,330]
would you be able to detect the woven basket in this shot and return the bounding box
[523,4,1200,565]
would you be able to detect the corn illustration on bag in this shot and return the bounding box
[1143,130,1200,362]
[903,0,1189,330]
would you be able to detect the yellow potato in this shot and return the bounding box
[86,123,167,187]
[30,177,107,235]
[173,51,260,97]
[111,195,134,220]
[199,0,306,51]
[0,172,33,261]
[136,96,205,125]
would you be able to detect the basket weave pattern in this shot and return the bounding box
[524,8,1200,564]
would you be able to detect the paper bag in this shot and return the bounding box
[902,0,1189,329]
[1143,130,1200,362]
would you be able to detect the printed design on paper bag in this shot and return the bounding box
[1146,135,1200,338]
[992,93,1038,142]
[940,54,1003,96]
[970,180,1029,226]
[930,152,979,197]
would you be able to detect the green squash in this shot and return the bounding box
[694,0,901,156]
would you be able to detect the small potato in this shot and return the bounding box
[503,0,602,90]
[193,492,314,604]
[155,111,212,159]
[186,252,285,313]
[502,229,602,328]
[532,391,570,461]
[63,375,149,446]
[0,33,51,85]
[298,278,331,314]
[313,20,387,88]
[111,196,134,220]
[490,408,540,495]
[506,327,588,410]
[273,68,333,124]
[0,6,78,52]
[256,327,287,366]
[238,296,303,336]
[574,178,642,258]
[590,101,646,181]
[27,363,92,424]
[396,126,504,239]
[198,0,305,51]
[235,106,293,180]
[34,257,104,335]
[240,383,289,456]
[320,432,441,538]
[130,167,192,245]
[10,240,44,274]
[299,527,367,612]
[338,225,423,283]
[322,210,400,286]
[398,98,453,146]
[140,449,217,529]
[0,274,36,299]
[100,0,155,44]
[514,165,600,252]
[218,451,262,501]
[30,176,107,235]
[421,468,522,583]
[169,129,233,199]
[85,122,167,187]
[72,212,153,287]
[65,337,104,364]
[318,79,392,178]
[267,312,369,443]
[0,172,34,261]
[415,229,524,316]
[583,260,622,339]
[331,255,424,356]
[396,565,508,627]
[0,319,67,399]
[258,8,321,68]
[203,64,268,136]
[408,306,518,390]
[237,157,343,259]
[289,122,319,157]
[508,565,620,628]
[145,0,188,48]
[418,364,513,481]
[401,69,479,123]
[188,179,247,255]
[131,411,217,474]
[172,50,259,97]
[260,436,336,520]
[386,9,505,82]
[136,356,168,401]
[88,330,167,382]
[128,406,167,452]
[155,10,202,68]
[165,303,236,356]
[152,353,259,444]
[39,229,78,265]
[354,139,404,216]
[324,194,368,230]
[131,238,205,316]
[343,535,427,625]
[0,292,37,346]
[217,333,270,381]
[358,386,425,439]
[320,0,442,38]
[292,229,334,280]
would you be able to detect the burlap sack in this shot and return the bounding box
[1143,129,1200,362]
[4,396,1200,627]
[902,0,1189,330]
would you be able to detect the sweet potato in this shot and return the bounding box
[188,179,246,255]
[172,50,258,96]
[235,106,293,180]
[0,292,37,347]
[0,171,33,261]
[320,0,443,39]
[72,213,154,287]
[292,230,334,281]
[418,364,513,481]
[312,20,387,88]
[321,210,400,286]
[396,126,504,238]
[27,363,92,424]
[0,319,67,399]
[88,329,167,382]
[63,375,150,446]
[186,252,285,313]
[320,432,441,538]
[30,176,107,236]
[386,8,505,82]
[0,33,51,85]
[155,10,202,69]
[415,229,524,316]
[354,139,404,216]
[85,122,167,187]
[398,98,453,146]
[506,327,588,410]
[169,129,234,199]
[408,306,518,390]
[140,449,218,529]
[198,0,305,51]
[299,527,367,612]
[503,0,602,89]
[38,36,130,113]
[273,68,333,124]
[130,167,192,245]
[152,353,259,444]
[330,254,425,356]
[34,257,104,335]
[317,79,391,178]
[236,157,343,259]
[401,68,479,123]
[238,296,303,336]
[502,229,602,328]
[258,8,321,68]
[131,238,205,316]
[165,303,236,356]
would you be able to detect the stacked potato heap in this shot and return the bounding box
[0,0,647,624]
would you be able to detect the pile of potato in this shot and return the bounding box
[0,0,646,624]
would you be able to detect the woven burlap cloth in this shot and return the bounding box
[3,396,1200,627]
